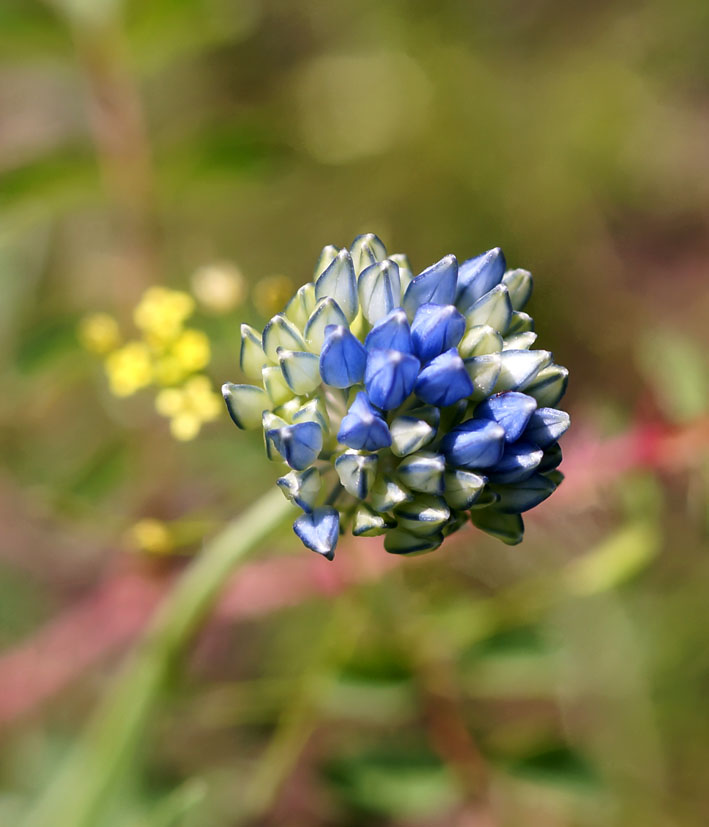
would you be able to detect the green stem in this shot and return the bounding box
[22,487,294,827]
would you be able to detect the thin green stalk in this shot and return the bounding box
[22,487,293,827]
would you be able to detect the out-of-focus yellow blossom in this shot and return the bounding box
[78,312,121,354]
[133,286,195,343]
[105,341,153,396]
[252,274,294,318]
[155,374,221,441]
[127,518,172,554]
[191,262,247,314]
[172,328,211,373]
[152,354,187,387]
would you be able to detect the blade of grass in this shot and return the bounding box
[22,487,293,827]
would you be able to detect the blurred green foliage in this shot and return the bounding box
[1,0,709,825]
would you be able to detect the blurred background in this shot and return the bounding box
[1,0,709,824]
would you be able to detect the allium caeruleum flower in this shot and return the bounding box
[223,234,569,560]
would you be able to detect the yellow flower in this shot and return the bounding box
[78,313,121,354]
[133,286,195,343]
[191,262,247,313]
[253,274,295,318]
[169,413,202,441]
[183,375,221,421]
[172,328,211,373]
[127,518,172,554]
[105,341,153,397]
[152,355,188,387]
[155,387,184,417]
[154,374,222,440]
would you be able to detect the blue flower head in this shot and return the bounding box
[223,234,570,559]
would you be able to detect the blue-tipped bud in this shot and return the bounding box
[455,248,506,314]
[319,325,367,388]
[524,407,571,448]
[441,418,506,469]
[487,441,543,484]
[475,392,537,443]
[315,249,358,322]
[365,348,420,410]
[337,392,392,451]
[293,506,339,560]
[414,348,474,407]
[364,308,414,354]
[410,303,466,363]
[490,473,557,513]
[266,421,323,470]
[402,254,458,318]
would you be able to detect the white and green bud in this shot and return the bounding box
[223,383,270,430]
[396,451,446,495]
[335,450,378,499]
[277,349,321,395]
[352,503,396,537]
[240,323,270,378]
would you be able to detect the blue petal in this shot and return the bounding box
[487,441,543,484]
[402,254,458,318]
[475,391,537,443]
[455,248,506,314]
[489,473,557,514]
[364,349,420,410]
[441,418,506,469]
[410,303,466,363]
[524,407,570,448]
[266,421,323,470]
[293,506,339,560]
[364,308,413,354]
[319,325,367,388]
[337,392,392,451]
[414,348,473,407]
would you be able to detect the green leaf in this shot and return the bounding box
[325,748,461,818]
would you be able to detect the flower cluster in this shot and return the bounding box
[223,234,569,559]
[79,286,222,440]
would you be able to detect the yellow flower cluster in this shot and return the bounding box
[156,375,221,441]
[79,286,222,441]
